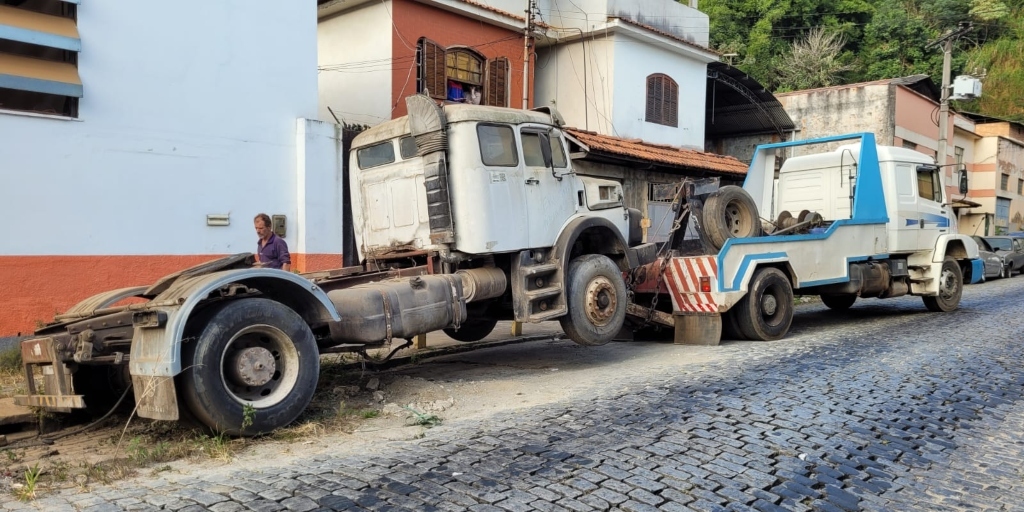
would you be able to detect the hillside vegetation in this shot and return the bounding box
[699,0,1024,121]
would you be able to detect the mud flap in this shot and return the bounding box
[131,375,179,421]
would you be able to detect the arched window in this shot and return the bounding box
[645,74,678,127]
[416,40,506,106]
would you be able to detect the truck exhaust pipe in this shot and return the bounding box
[456,268,507,302]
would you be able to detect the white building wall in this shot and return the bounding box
[535,34,616,135]
[317,3,393,126]
[610,32,707,148]
[543,0,708,46]
[0,0,320,257]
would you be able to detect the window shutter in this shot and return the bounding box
[486,58,509,107]
[645,74,678,127]
[418,38,446,100]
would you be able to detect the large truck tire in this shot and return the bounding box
[720,309,746,341]
[821,294,857,311]
[923,256,963,312]
[178,298,319,436]
[443,317,499,342]
[735,267,794,341]
[703,185,761,251]
[560,254,627,346]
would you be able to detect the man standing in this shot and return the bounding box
[254,213,291,271]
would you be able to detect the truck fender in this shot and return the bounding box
[932,234,983,284]
[129,269,340,378]
[552,216,631,271]
[931,234,979,262]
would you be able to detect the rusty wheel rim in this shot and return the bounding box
[220,324,299,408]
[584,276,618,327]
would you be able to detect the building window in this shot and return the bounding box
[1018,178,1023,195]
[645,74,678,127]
[485,58,509,107]
[954,146,964,166]
[417,39,507,107]
[0,0,82,117]
[902,140,917,150]
[1001,173,1009,191]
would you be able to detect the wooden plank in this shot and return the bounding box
[626,303,674,327]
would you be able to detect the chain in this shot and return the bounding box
[631,181,693,330]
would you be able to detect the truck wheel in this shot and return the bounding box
[443,317,499,342]
[735,267,793,341]
[560,254,627,346]
[923,256,963,312]
[703,186,761,251]
[721,309,746,341]
[179,298,319,436]
[821,294,857,311]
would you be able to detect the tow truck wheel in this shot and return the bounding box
[735,267,794,341]
[703,186,762,251]
[443,317,499,342]
[179,298,319,436]
[721,309,746,341]
[821,294,857,311]
[560,254,627,346]
[923,256,963,312]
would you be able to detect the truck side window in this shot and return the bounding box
[522,131,568,168]
[477,124,518,167]
[916,166,941,202]
[522,132,545,167]
[357,141,396,169]
[549,132,568,168]
[399,136,418,159]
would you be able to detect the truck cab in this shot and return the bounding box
[774,144,956,256]
[349,104,633,261]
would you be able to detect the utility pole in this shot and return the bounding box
[930,22,972,169]
[522,0,536,109]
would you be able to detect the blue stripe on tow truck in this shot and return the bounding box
[719,252,788,292]
[716,218,890,291]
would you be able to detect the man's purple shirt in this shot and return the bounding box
[257,233,291,269]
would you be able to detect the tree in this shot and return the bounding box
[777,28,855,90]
[861,1,938,80]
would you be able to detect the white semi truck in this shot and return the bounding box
[15,96,657,435]
[630,133,982,343]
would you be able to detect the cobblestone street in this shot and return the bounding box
[11,277,1024,511]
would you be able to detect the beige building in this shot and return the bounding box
[771,76,1024,236]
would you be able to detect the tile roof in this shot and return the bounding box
[609,17,718,57]
[455,0,523,22]
[565,128,748,176]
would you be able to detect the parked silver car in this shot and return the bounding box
[983,236,1024,278]
[971,236,1005,281]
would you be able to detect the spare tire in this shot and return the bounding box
[702,185,761,251]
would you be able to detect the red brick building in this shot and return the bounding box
[317,0,532,125]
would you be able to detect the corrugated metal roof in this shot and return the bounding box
[706,62,795,138]
[564,128,748,176]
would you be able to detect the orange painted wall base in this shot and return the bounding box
[0,253,342,336]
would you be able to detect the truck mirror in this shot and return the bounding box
[959,164,968,194]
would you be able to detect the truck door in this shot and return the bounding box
[913,164,948,251]
[892,163,921,251]
[520,126,577,248]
